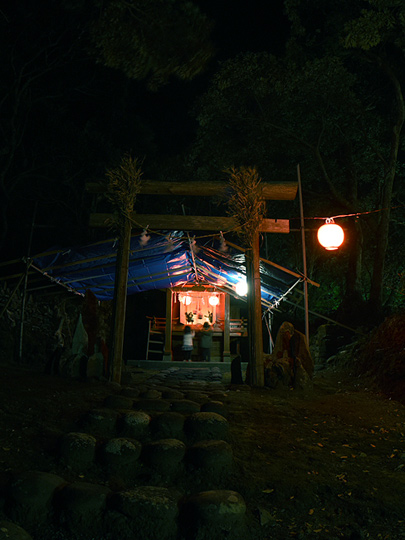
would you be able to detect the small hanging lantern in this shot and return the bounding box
[209,295,219,306]
[178,293,192,305]
[317,218,344,250]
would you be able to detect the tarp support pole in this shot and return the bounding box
[18,201,37,362]
[263,311,274,355]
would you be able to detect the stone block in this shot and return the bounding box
[99,438,142,478]
[118,411,151,440]
[59,432,97,471]
[106,486,180,540]
[184,412,229,442]
[170,399,200,414]
[54,481,111,536]
[200,401,227,417]
[141,439,186,476]
[79,408,119,438]
[150,412,185,440]
[186,440,233,475]
[6,471,66,528]
[179,490,247,540]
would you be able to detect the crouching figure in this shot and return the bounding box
[264,322,314,390]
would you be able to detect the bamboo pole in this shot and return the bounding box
[222,238,320,288]
[18,202,38,362]
[223,293,231,362]
[297,164,309,343]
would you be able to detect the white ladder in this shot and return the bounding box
[145,319,164,360]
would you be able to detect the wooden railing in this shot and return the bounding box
[147,316,247,334]
[230,318,248,334]
[146,316,167,332]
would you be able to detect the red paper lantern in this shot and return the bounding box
[317,218,344,250]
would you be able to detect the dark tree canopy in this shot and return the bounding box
[90,0,215,89]
[0,0,215,256]
[186,0,405,319]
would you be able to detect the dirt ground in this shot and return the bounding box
[0,358,404,540]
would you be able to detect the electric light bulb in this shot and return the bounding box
[235,279,248,296]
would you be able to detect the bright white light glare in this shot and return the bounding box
[317,218,344,250]
[235,279,248,296]
[209,295,219,306]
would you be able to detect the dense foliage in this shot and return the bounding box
[187,0,405,321]
[0,0,214,255]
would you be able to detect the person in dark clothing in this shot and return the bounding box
[200,322,213,362]
[231,355,244,384]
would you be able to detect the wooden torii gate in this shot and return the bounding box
[87,180,298,385]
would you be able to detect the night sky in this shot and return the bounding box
[136,1,290,155]
[1,1,296,337]
[1,1,290,259]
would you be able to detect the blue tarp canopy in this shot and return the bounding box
[33,232,303,309]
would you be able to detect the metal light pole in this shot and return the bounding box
[297,164,309,343]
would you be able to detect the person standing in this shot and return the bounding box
[182,325,195,362]
[200,322,213,362]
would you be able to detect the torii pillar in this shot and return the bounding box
[223,293,231,362]
[109,216,132,383]
[246,231,264,386]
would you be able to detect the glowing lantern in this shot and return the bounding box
[178,294,192,305]
[209,295,219,306]
[317,218,344,250]
[235,279,248,296]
